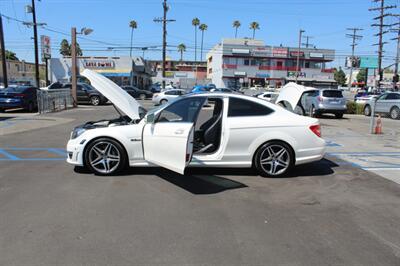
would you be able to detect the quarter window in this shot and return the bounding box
[228,97,274,117]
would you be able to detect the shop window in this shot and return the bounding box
[244,59,250,66]
[305,62,310,68]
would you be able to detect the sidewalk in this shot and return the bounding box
[322,114,400,184]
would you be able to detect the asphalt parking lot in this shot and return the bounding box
[1,101,400,265]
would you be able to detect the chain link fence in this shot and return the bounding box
[37,89,74,114]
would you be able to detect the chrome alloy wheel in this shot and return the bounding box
[259,144,290,176]
[88,141,121,174]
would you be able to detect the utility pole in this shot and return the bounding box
[0,15,8,88]
[154,0,175,91]
[295,29,305,83]
[390,16,400,90]
[302,35,313,48]
[369,0,396,89]
[346,28,363,90]
[31,0,40,88]
[71,27,77,107]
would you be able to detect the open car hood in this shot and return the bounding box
[276,82,316,110]
[81,69,142,120]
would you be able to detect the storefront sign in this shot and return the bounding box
[234,71,247,77]
[309,52,324,58]
[288,71,306,78]
[175,72,188,78]
[165,71,174,78]
[290,51,305,57]
[252,48,270,57]
[232,49,250,54]
[272,48,288,57]
[84,60,115,69]
[40,35,51,61]
[255,73,270,78]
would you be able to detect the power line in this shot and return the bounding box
[346,27,363,89]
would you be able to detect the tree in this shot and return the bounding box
[199,23,208,61]
[233,20,241,38]
[249,21,260,39]
[177,43,186,61]
[59,39,83,56]
[192,18,200,61]
[1,50,19,61]
[60,39,70,56]
[129,20,138,58]
[357,68,367,83]
[334,67,347,86]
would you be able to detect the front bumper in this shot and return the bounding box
[66,139,85,166]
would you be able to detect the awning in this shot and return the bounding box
[100,72,131,77]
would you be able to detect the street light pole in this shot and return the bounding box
[295,29,305,83]
[71,27,77,107]
[31,0,40,87]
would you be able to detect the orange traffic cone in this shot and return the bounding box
[375,115,383,134]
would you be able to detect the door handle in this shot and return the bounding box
[174,129,184,135]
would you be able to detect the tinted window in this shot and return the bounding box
[386,93,400,100]
[48,82,63,90]
[323,90,343,98]
[3,87,29,93]
[228,97,274,117]
[165,90,176,95]
[157,97,205,123]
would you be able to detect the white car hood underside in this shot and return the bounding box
[81,69,142,120]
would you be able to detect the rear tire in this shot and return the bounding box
[364,105,371,116]
[254,141,294,178]
[90,96,101,106]
[160,99,168,105]
[390,106,400,119]
[84,138,127,175]
[335,113,343,119]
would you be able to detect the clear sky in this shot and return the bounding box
[1,0,400,69]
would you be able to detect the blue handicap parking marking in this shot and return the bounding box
[325,140,342,147]
[328,152,400,170]
[0,148,67,161]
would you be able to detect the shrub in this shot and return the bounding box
[346,101,365,115]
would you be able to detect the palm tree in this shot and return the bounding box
[199,24,208,61]
[192,18,200,61]
[249,21,260,39]
[129,20,137,58]
[177,43,186,61]
[233,20,241,38]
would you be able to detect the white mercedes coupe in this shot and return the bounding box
[67,70,325,177]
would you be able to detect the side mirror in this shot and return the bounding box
[146,113,156,124]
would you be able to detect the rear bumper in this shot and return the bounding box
[316,108,346,114]
[295,139,326,165]
[0,102,24,109]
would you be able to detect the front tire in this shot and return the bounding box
[364,105,371,116]
[390,106,400,119]
[335,113,343,119]
[160,99,168,105]
[84,138,127,175]
[254,141,294,177]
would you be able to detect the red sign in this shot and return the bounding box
[272,48,288,57]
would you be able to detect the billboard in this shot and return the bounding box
[345,56,360,68]
[360,57,378,69]
[40,35,51,61]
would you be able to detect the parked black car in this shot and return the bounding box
[0,86,38,112]
[49,83,107,106]
[122,86,153,100]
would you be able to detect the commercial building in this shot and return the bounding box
[0,59,45,86]
[148,58,209,89]
[206,38,336,89]
[49,56,155,89]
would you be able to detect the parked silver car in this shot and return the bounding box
[299,89,347,118]
[363,92,400,119]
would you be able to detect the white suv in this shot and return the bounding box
[364,92,400,120]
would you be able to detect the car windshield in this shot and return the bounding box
[2,87,28,93]
[323,90,343,98]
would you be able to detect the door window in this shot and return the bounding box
[386,93,400,100]
[157,97,206,123]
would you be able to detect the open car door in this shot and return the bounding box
[142,97,206,174]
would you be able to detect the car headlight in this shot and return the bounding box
[70,127,86,139]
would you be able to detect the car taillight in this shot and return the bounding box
[310,124,321,138]
[317,96,323,102]
[14,93,27,98]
